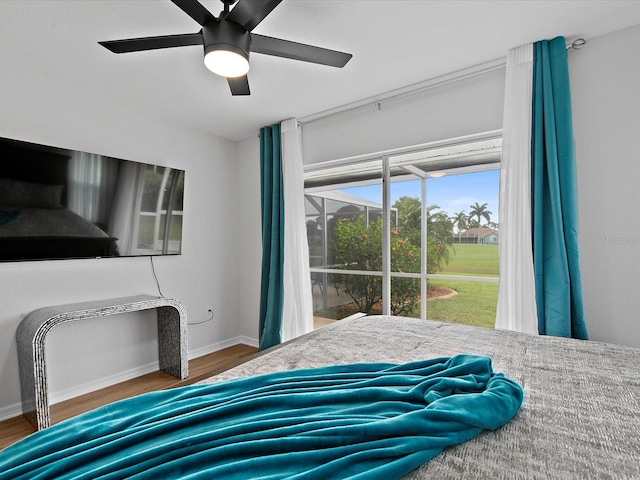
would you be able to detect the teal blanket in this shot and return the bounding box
[0,354,523,479]
[0,210,20,227]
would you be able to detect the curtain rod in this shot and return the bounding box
[567,38,586,50]
[299,38,586,126]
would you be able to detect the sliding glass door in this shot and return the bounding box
[306,159,383,318]
[306,132,501,328]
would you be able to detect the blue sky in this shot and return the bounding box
[341,169,500,224]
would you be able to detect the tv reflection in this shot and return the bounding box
[0,137,184,262]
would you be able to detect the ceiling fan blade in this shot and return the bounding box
[171,0,216,26]
[228,75,251,95]
[227,0,282,31]
[99,33,202,54]
[251,34,352,68]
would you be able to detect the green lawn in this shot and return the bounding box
[426,279,498,328]
[428,244,499,327]
[440,243,499,277]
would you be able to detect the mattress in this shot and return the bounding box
[195,315,640,479]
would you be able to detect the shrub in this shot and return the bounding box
[334,214,452,316]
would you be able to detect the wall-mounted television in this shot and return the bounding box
[0,136,184,262]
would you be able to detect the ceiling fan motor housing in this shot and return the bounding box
[99,0,351,95]
[203,20,251,62]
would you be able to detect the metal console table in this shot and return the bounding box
[16,294,188,430]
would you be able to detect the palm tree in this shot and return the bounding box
[393,196,421,231]
[486,220,499,230]
[450,210,467,243]
[425,204,452,245]
[468,202,492,228]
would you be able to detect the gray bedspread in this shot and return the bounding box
[197,316,640,479]
[0,206,109,238]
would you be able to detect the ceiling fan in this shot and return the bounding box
[99,0,353,96]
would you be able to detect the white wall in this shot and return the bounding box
[571,24,640,348]
[0,72,242,419]
[235,135,263,341]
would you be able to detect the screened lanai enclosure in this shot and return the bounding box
[305,190,396,313]
[304,132,502,327]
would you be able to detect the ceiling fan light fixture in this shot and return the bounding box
[204,47,249,77]
[203,20,251,78]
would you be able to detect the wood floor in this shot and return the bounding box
[0,343,258,451]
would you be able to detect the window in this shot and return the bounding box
[134,165,184,254]
[305,132,501,328]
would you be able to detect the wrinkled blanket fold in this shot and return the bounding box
[0,210,20,227]
[0,354,524,479]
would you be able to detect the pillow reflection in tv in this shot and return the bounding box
[0,177,63,209]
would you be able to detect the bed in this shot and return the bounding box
[1,316,639,479]
[0,177,117,260]
[0,206,117,260]
[197,316,640,479]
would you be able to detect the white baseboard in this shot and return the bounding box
[188,335,258,359]
[0,361,164,424]
[49,361,161,406]
[0,337,260,423]
[0,402,23,424]
[237,335,259,349]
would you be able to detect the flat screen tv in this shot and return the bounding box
[0,136,184,262]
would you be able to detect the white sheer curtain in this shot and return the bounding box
[68,152,117,226]
[108,161,142,256]
[280,118,314,341]
[495,44,538,334]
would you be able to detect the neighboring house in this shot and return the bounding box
[455,227,499,244]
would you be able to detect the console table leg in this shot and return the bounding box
[157,305,188,379]
[17,321,53,430]
[17,331,40,429]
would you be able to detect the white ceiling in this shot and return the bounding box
[2,0,640,142]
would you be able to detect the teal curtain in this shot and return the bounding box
[531,37,588,339]
[259,124,284,350]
